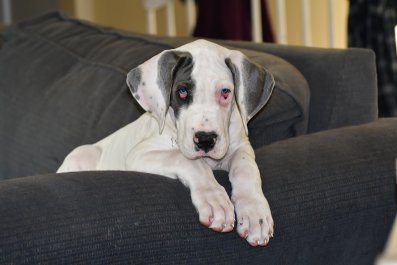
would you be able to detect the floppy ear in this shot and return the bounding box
[225,50,275,135]
[126,50,191,133]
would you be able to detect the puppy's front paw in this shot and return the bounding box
[191,184,235,232]
[234,195,274,247]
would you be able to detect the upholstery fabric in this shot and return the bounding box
[0,33,4,48]
[0,118,396,264]
[0,12,309,179]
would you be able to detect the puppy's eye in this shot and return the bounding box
[177,86,188,100]
[221,88,231,99]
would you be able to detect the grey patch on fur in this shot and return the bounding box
[225,57,275,121]
[126,67,142,95]
[242,58,275,120]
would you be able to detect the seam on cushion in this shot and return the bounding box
[268,70,304,112]
[254,103,301,127]
[18,11,175,62]
[267,72,309,134]
[9,29,128,77]
[55,12,175,50]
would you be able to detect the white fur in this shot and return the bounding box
[57,40,274,247]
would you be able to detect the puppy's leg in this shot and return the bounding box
[57,145,102,173]
[127,149,235,232]
[228,144,274,247]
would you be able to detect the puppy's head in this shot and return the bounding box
[127,40,274,160]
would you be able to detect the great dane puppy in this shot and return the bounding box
[57,40,275,247]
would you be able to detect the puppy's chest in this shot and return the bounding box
[169,136,178,149]
[203,157,228,170]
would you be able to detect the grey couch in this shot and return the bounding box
[0,12,396,265]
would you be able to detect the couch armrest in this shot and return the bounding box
[1,119,396,264]
[258,118,397,264]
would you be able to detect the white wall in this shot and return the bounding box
[267,0,348,48]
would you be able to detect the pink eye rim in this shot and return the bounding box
[221,88,231,99]
[177,86,188,100]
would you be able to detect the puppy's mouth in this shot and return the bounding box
[196,150,223,160]
[181,144,226,160]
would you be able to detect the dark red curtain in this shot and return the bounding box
[193,0,274,42]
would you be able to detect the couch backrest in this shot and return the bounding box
[0,12,309,179]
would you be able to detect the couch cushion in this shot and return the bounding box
[0,12,309,178]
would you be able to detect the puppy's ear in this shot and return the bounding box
[225,50,275,135]
[127,50,191,133]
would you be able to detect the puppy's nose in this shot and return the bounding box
[194,131,217,153]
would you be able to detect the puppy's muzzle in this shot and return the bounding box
[194,131,217,153]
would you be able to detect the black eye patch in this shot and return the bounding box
[170,56,195,118]
[171,80,195,118]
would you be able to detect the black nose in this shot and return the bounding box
[194,131,218,153]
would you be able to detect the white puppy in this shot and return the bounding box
[58,40,275,247]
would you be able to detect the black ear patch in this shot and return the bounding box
[243,59,274,120]
[241,59,267,119]
[225,57,274,121]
